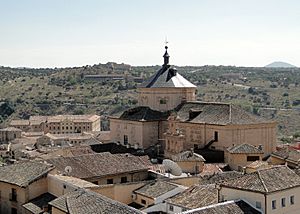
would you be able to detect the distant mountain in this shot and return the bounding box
[265,61,297,68]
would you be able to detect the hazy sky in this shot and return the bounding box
[0,0,299,68]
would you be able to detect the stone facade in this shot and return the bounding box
[0,127,22,143]
[165,117,276,157]
[110,118,167,148]
[138,87,196,112]
[10,115,100,134]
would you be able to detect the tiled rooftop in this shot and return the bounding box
[0,127,22,132]
[46,152,149,179]
[199,164,222,176]
[227,144,264,154]
[166,184,218,209]
[272,148,300,163]
[0,161,54,187]
[174,102,271,125]
[246,161,269,169]
[118,106,170,121]
[172,151,205,162]
[199,171,243,185]
[182,200,261,214]
[22,193,56,214]
[49,174,98,188]
[221,165,300,193]
[50,189,143,214]
[30,114,100,123]
[134,181,178,198]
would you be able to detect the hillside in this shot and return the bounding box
[265,61,296,68]
[0,64,300,137]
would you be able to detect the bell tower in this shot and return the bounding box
[138,45,197,112]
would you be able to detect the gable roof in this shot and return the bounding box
[140,65,196,88]
[174,102,271,125]
[182,200,261,214]
[221,165,300,193]
[271,148,300,163]
[172,151,206,162]
[0,127,22,132]
[227,144,264,154]
[50,189,142,214]
[0,161,54,187]
[134,181,179,199]
[23,193,56,214]
[46,153,149,179]
[118,106,170,121]
[199,171,244,185]
[166,184,218,209]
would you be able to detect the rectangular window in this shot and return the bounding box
[169,205,174,211]
[256,201,261,209]
[141,199,146,205]
[10,188,17,202]
[124,135,128,145]
[282,198,286,207]
[121,176,127,183]
[214,131,219,141]
[290,195,295,205]
[272,200,276,210]
[247,156,260,162]
[107,179,113,184]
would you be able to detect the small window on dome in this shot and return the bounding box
[160,99,167,104]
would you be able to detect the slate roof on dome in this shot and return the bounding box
[118,106,170,121]
[140,65,196,88]
[174,102,271,125]
[139,46,196,88]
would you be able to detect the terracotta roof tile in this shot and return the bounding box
[46,153,149,179]
[221,165,300,193]
[134,181,178,198]
[172,151,206,162]
[182,200,261,214]
[0,161,54,187]
[227,144,264,154]
[50,189,142,214]
[166,184,217,209]
[175,102,271,125]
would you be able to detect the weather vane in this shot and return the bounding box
[165,37,169,46]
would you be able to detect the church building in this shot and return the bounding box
[109,46,277,157]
